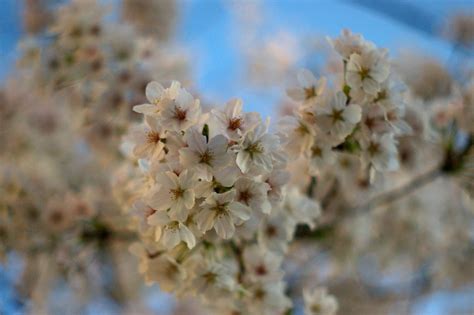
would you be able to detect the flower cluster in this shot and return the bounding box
[281,30,410,190]
[304,287,339,315]
[122,80,322,313]
[17,0,187,158]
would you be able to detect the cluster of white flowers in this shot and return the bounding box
[304,287,339,315]
[123,80,322,313]
[16,0,188,159]
[282,30,411,180]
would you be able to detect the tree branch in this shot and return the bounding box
[354,166,443,213]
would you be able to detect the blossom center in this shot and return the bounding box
[310,304,322,313]
[170,187,185,200]
[145,207,157,218]
[359,67,370,80]
[304,86,316,99]
[296,122,310,135]
[245,142,264,157]
[311,146,322,157]
[254,288,266,300]
[165,221,179,231]
[228,117,242,131]
[49,211,64,224]
[266,225,277,237]
[365,117,376,131]
[255,264,267,276]
[200,150,214,165]
[212,202,229,214]
[367,142,380,156]
[238,190,253,205]
[387,111,397,122]
[203,271,217,284]
[331,109,344,123]
[165,262,179,275]
[146,131,161,144]
[374,89,387,102]
[174,106,187,121]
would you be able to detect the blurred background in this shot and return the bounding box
[1,0,473,314]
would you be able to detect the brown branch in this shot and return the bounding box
[354,166,443,213]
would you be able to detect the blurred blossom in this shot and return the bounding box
[245,32,301,86]
[121,0,177,40]
[443,12,474,49]
[396,53,453,101]
[22,0,53,34]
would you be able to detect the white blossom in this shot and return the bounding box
[361,133,399,172]
[244,281,292,315]
[179,127,231,181]
[128,115,166,160]
[287,69,326,104]
[314,92,361,143]
[195,190,251,239]
[159,87,201,132]
[303,287,338,315]
[210,98,260,140]
[189,260,236,302]
[147,210,196,249]
[346,49,390,96]
[279,115,315,158]
[236,124,279,174]
[234,177,271,214]
[133,80,181,116]
[243,245,284,283]
[328,28,374,60]
[307,142,337,172]
[148,170,196,221]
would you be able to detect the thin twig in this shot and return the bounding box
[354,166,443,213]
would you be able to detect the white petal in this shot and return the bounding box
[216,190,236,204]
[286,88,305,101]
[170,199,189,222]
[228,202,251,221]
[208,135,228,155]
[176,89,194,108]
[213,164,240,187]
[195,209,215,232]
[183,190,195,210]
[371,64,390,82]
[146,81,164,103]
[133,104,156,115]
[179,148,201,167]
[297,69,317,88]
[186,128,207,153]
[214,214,235,239]
[226,98,243,117]
[343,104,362,124]
[334,92,347,109]
[363,78,379,95]
[162,228,181,248]
[236,151,251,173]
[179,224,196,249]
[149,187,173,211]
[148,211,170,226]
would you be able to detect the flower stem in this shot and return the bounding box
[355,166,443,213]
